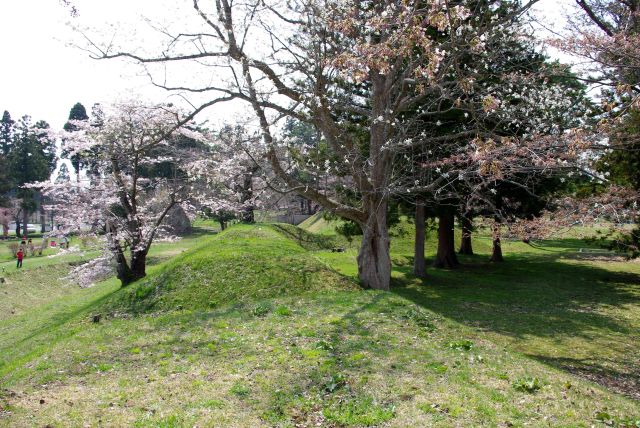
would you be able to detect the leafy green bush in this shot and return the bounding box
[512,376,541,393]
[447,340,473,351]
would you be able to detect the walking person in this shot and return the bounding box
[16,248,24,268]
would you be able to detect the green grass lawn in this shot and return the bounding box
[0,223,638,427]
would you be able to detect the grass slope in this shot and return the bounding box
[0,223,638,427]
[298,213,348,235]
[102,224,357,315]
[311,221,640,402]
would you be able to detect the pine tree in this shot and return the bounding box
[63,102,89,180]
[7,116,56,237]
[0,111,15,207]
[0,110,14,157]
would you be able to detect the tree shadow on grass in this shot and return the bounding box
[527,354,640,401]
[268,223,337,251]
[391,253,640,399]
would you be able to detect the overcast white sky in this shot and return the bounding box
[0,0,577,130]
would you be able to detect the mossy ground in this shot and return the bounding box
[0,222,638,427]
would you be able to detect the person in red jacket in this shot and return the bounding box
[16,248,24,268]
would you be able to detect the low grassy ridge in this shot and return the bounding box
[0,223,638,427]
[102,225,356,315]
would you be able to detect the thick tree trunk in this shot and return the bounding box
[130,251,147,281]
[433,210,459,269]
[219,220,227,231]
[15,217,21,237]
[458,215,474,255]
[116,250,148,286]
[413,199,427,278]
[357,195,391,290]
[106,219,147,286]
[490,221,504,262]
[114,247,134,285]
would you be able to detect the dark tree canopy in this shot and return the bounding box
[63,102,89,132]
[1,110,14,157]
[63,102,90,178]
[7,117,56,225]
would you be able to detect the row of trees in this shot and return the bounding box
[39,0,640,289]
[0,111,55,237]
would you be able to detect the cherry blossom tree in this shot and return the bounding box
[552,0,640,255]
[187,123,269,226]
[40,101,211,286]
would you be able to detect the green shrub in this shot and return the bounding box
[447,340,473,351]
[512,376,541,393]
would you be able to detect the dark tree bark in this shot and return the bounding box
[357,194,391,290]
[115,259,145,285]
[433,209,459,269]
[112,243,134,285]
[240,165,258,223]
[15,216,21,237]
[113,245,149,286]
[219,220,227,230]
[413,199,427,278]
[490,221,504,262]
[458,214,474,255]
[22,207,29,239]
[39,195,46,233]
[129,250,148,281]
[241,208,254,223]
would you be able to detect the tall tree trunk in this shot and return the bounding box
[490,221,504,262]
[357,195,391,290]
[413,198,427,278]
[240,205,254,223]
[22,207,29,239]
[219,220,226,231]
[458,214,474,255]
[39,194,46,233]
[433,209,459,269]
[73,157,81,183]
[240,166,257,223]
[15,215,21,237]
